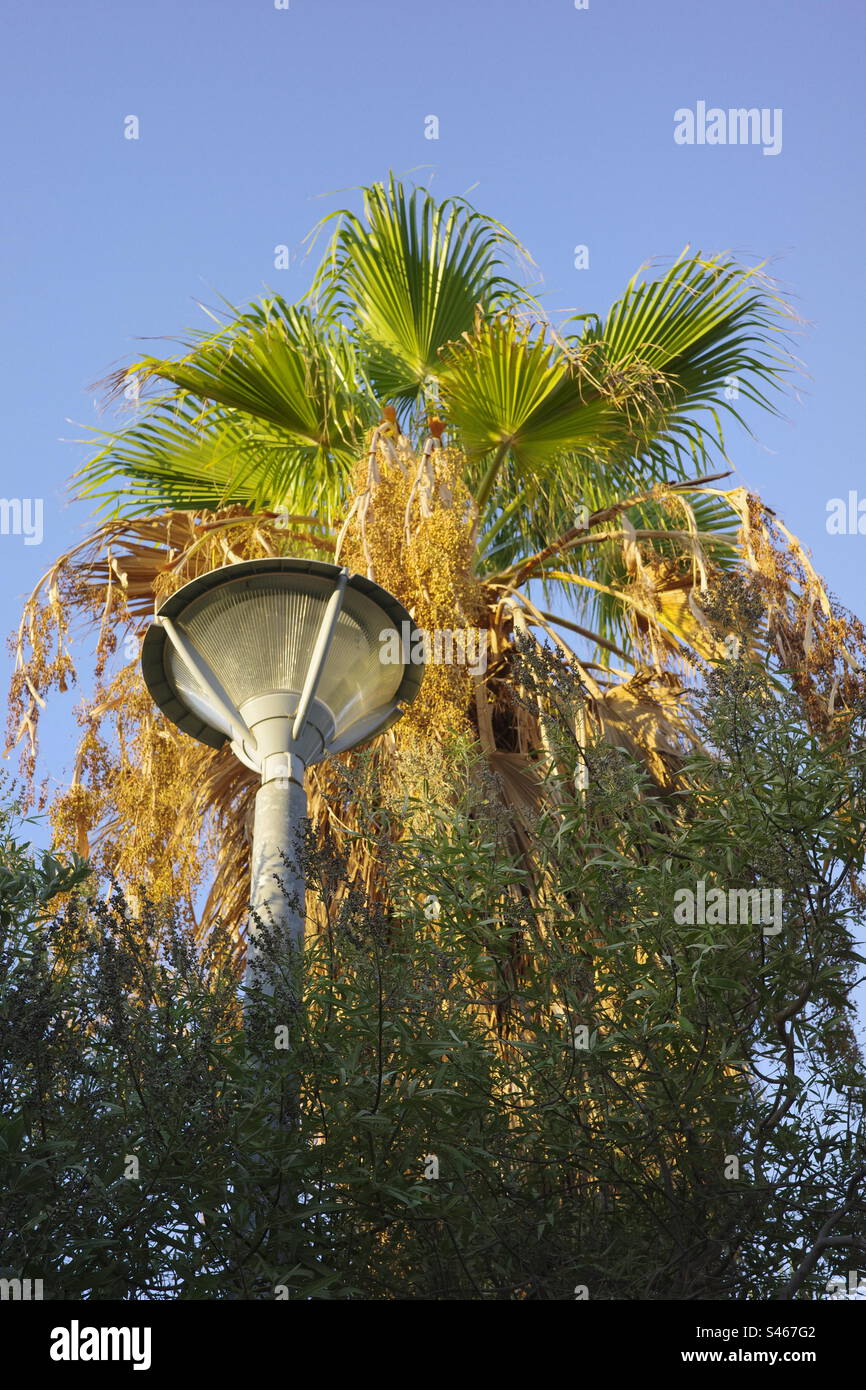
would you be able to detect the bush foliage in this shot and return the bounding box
[1,660,865,1300]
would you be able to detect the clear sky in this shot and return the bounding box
[1,0,865,829]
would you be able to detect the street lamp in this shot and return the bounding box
[141,557,424,993]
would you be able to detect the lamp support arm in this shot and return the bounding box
[292,568,348,742]
[157,615,258,752]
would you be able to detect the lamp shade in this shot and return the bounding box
[141,558,424,773]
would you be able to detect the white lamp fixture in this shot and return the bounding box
[142,557,424,992]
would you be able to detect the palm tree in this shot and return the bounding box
[10,176,860,950]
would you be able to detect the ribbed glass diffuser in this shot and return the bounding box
[141,558,424,764]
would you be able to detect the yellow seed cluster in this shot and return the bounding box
[50,666,212,904]
[340,439,484,750]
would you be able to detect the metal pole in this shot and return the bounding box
[244,768,307,1000]
[238,766,307,1282]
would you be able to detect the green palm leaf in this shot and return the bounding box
[439,316,650,511]
[569,250,793,472]
[307,174,533,411]
[74,302,377,518]
[76,406,351,519]
[451,250,793,552]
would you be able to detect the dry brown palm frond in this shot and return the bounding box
[486,749,545,821]
[591,669,696,787]
[723,490,866,732]
[497,596,693,790]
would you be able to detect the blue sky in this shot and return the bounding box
[2,0,865,833]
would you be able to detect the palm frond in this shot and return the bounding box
[569,250,796,475]
[74,303,377,519]
[438,315,649,509]
[306,173,534,412]
[447,250,794,551]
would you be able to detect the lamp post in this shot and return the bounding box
[141,557,424,998]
